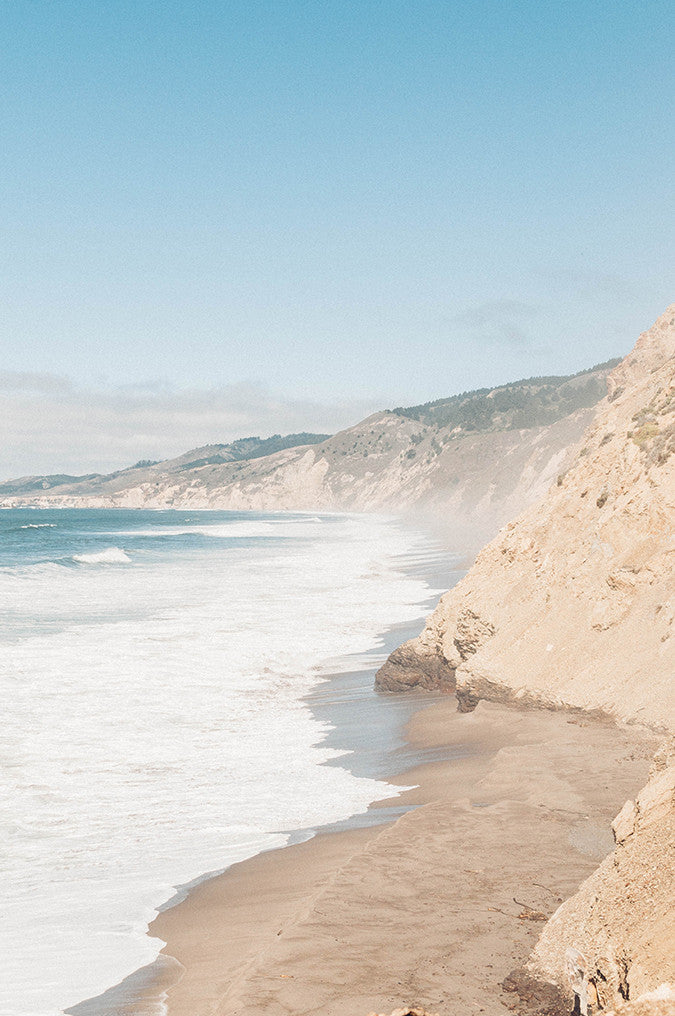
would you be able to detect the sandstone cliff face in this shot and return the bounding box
[378,307,675,733]
[602,999,675,1016]
[529,740,675,1012]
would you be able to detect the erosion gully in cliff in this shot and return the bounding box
[376,306,675,1015]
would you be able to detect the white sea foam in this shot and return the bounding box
[19,523,57,529]
[72,547,132,565]
[0,512,441,1016]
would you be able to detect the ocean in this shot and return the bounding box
[0,508,451,1016]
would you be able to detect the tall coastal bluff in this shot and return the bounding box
[377,306,675,732]
[377,306,675,1013]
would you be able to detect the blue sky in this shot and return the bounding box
[1,0,673,474]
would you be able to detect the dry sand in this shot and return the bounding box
[138,700,658,1016]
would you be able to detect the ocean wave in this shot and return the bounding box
[72,547,132,565]
[105,519,325,540]
[0,561,61,577]
[19,523,57,529]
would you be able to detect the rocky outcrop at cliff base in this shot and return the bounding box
[374,639,457,693]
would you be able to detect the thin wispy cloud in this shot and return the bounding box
[450,300,542,349]
[0,371,74,394]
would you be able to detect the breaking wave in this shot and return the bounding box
[72,547,132,565]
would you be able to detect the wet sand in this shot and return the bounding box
[140,698,658,1016]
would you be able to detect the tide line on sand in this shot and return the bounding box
[135,698,657,1016]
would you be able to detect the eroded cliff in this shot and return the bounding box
[377,306,674,732]
[529,740,675,1012]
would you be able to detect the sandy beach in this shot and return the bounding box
[135,696,657,1016]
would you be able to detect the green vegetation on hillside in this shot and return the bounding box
[0,473,102,495]
[177,433,330,471]
[392,360,620,435]
[0,435,330,492]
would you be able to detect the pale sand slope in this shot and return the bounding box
[143,702,658,1016]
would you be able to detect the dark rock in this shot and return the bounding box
[375,639,456,693]
[501,968,571,1016]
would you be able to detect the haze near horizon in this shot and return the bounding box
[1,0,672,476]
